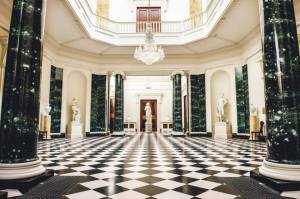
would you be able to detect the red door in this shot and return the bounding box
[137,7,161,32]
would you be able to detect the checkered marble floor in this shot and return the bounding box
[3,133,300,198]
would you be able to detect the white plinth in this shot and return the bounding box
[214,122,232,139]
[146,122,152,133]
[259,160,300,181]
[68,122,83,139]
[112,131,125,136]
[0,159,45,180]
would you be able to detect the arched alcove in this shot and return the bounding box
[67,71,87,134]
[210,70,232,133]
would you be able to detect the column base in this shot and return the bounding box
[0,159,46,180]
[259,160,300,181]
[251,168,300,192]
[0,169,54,195]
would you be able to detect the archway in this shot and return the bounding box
[210,70,232,134]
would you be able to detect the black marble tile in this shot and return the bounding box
[135,185,168,196]
[95,185,128,196]
[174,185,207,196]
[138,176,164,184]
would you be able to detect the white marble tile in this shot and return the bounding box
[197,190,236,199]
[66,190,105,199]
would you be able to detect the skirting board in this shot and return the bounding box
[189,132,207,135]
[90,132,108,135]
[171,131,186,136]
[86,132,108,137]
[111,131,125,136]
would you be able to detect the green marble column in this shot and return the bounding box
[172,74,183,132]
[114,74,124,132]
[191,74,206,132]
[235,65,250,134]
[90,75,106,132]
[259,0,300,181]
[0,0,46,179]
[49,66,63,134]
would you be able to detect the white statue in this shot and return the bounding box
[72,98,81,124]
[250,104,257,116]
[217,93,228,122]
[44,103,51,116]
[144,102,152,123]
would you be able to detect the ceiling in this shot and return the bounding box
[0,0,260,56]
[44,0,260,55]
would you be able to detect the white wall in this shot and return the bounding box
[247,54,266,134]
[66,71,87,134]
[124,76,172,132]
[205,66,237,134]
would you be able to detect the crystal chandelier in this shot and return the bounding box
[134,1,165,65]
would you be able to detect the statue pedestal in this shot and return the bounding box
[145,122,152,133]
[68,122,83,139]
[250,116,258,131]
[214,122,232,139]
[249,115,258,140]
[43,115,51,139]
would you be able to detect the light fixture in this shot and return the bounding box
[134,0,165,65]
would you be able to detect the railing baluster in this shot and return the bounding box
[75,0,227,34]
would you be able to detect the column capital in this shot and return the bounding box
[170,70,185,79]
[111,71,126,79]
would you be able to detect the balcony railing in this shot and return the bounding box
[76,0,227,34]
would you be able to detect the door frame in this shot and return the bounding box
[136,93,163,132]
[140,99,158,132]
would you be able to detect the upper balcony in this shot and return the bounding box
[66,0,233,46]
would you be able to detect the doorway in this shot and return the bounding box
[140,99,157,132]
[136,7,161,32]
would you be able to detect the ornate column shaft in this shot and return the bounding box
[259,0,300,181]
[0,0,46,179]
[114,73,124,133]
[172,72,183,132]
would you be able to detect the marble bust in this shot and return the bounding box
[144,102,152,123]
[250,104,257,116]
[44,103,51,116]
[72,98,81,125]
[217,93,228,122]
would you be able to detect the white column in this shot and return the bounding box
[60,68,70,134]
[39,56,52,129]
[85,71,92,133]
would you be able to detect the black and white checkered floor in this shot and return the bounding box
[3,133,300,198]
